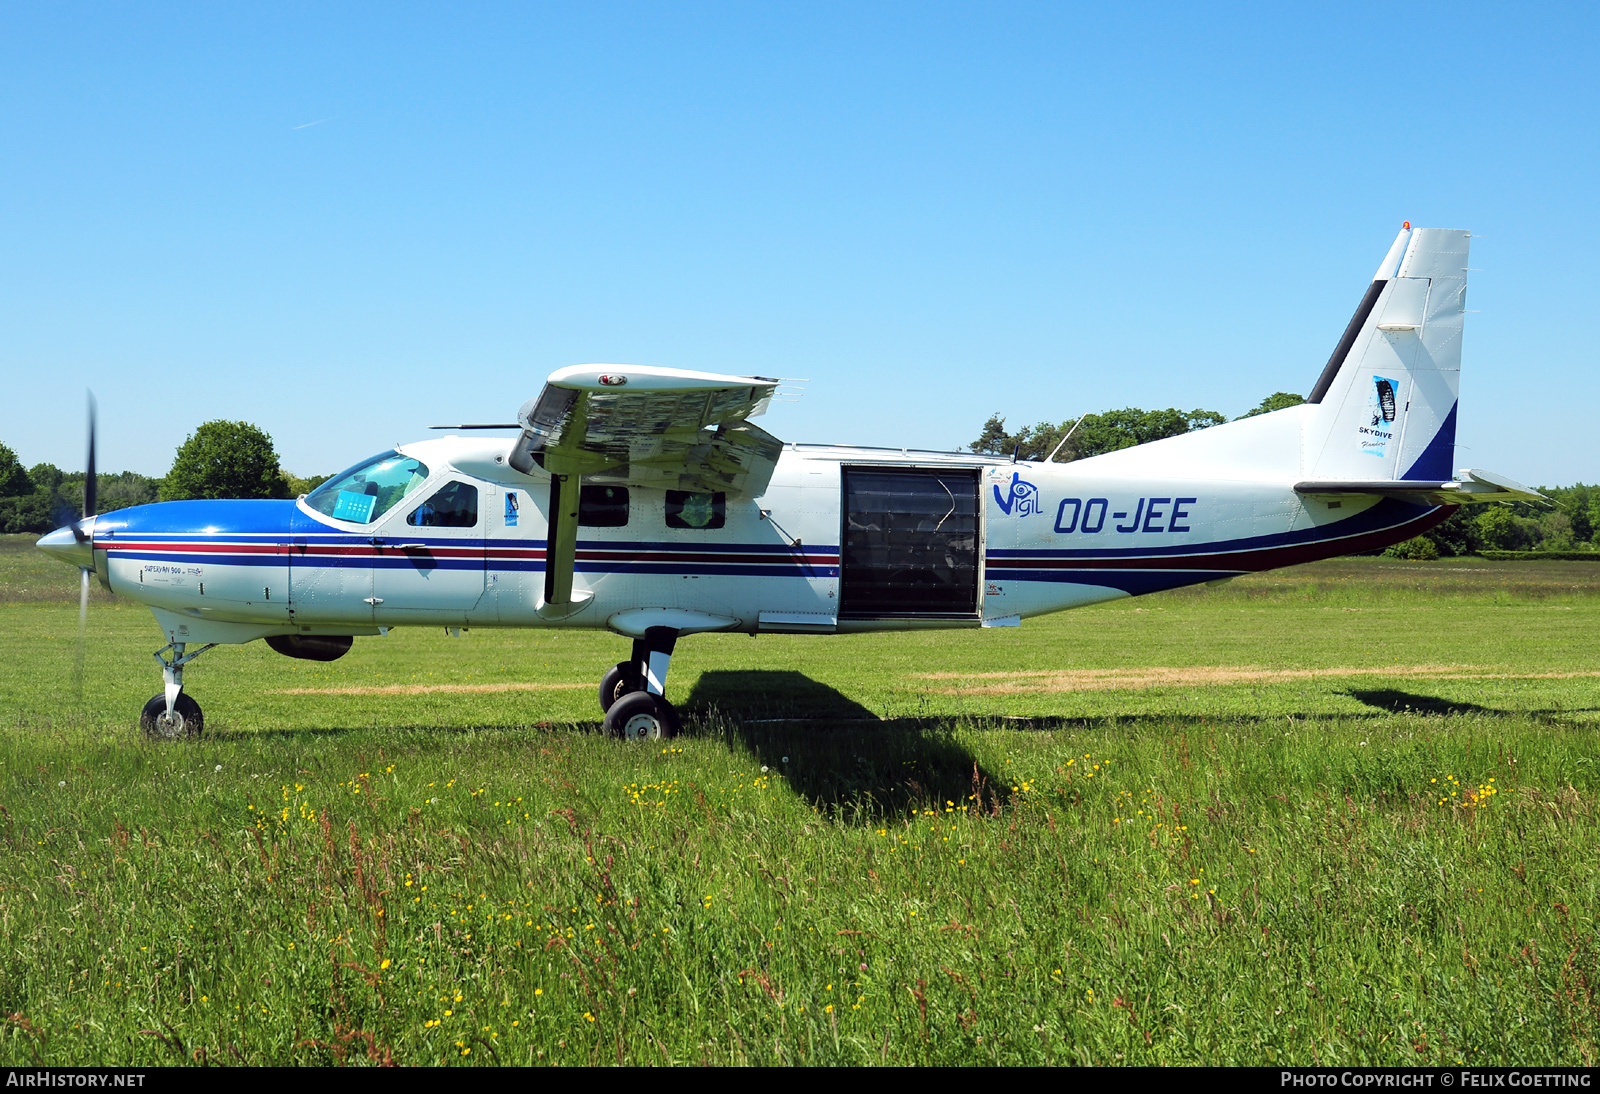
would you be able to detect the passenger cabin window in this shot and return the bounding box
[579,485,629,527]
[665,491,725,529]
[408,481,479,527]
[304,452,430,525]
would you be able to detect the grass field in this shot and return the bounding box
[1,533,1598,1065]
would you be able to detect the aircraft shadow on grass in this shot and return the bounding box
[1345,689,1502,717]
[1343,689,1600,721]
[681,670,1010,820]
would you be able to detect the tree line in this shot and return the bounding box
[0,421,329,534]
[970,394,1600,558]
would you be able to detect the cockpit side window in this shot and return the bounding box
[408,481,479,527]
[579,485,629,527]
[304,452,431,525]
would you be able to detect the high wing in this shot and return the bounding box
[503,365,786,612]
[1295,468,1547,506]
[507,365,783,494]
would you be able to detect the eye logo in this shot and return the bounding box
[993,472,1041,517]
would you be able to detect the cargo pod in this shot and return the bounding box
[839,467,980,619]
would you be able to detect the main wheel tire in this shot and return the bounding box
[603,691,680,741]
[140,693,203,740]
[598,662,646,713]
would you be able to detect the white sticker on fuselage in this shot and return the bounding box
[141,564,202,588]
[1358,375,1401,458]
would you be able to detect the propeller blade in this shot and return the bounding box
[75,566,89,702]
[84,391,97,520]
[72,392,97,545]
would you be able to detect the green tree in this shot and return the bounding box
[161,421,292,502]
[1236,391,1306,419]
[282,471,332,498]
[0,494,54,533]
[0,443,33,498]
[970,407,1225,463]
[1543,483,1595,545]
[1383,535,1440,561]
[28,463,63,493]
[95,471,161,513]
[1413,505,1480,557]
[1537,510,1576,550]
[0,445,40,532]
[970,415,1014,457]
[1475,506,1529,551]
[54,471,162,516]
[0,461,66,533]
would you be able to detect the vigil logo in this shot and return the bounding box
[993,472,1042,517]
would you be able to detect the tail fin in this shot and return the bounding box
[1303,225,1469,481]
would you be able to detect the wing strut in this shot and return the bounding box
[543,473,581,607]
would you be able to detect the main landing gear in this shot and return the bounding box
[140,641,216,740]
[598,627,681,741]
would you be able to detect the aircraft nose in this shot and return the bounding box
[37,524,93,569]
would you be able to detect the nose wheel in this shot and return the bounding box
[141,693,204,740]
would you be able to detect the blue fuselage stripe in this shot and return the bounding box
[986,498,1431,559]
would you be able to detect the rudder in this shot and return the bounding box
[1304,226,1470,482]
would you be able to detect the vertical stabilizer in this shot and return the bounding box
[1304,226,1469,481]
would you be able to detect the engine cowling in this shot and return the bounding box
[264,634,353,662]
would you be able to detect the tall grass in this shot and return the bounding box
[2,537,1598,1064]
[2,709,1596,1065]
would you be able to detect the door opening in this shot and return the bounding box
[840,467,979,617]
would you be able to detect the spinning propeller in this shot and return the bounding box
[71,394,96,700]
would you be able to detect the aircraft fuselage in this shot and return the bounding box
[77,430,1446,648]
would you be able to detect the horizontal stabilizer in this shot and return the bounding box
[1296,469,1546,506]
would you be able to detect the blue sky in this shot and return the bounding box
[2,2,1597,484]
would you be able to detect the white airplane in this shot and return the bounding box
[38,224,1543,742]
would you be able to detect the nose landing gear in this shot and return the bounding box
[601,626,680,740]
[141,641,216,740]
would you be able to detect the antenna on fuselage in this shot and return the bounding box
[1044,416,1084,463]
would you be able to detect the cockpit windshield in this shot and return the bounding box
[304,451,431,525]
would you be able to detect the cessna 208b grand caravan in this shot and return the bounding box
[39,225,1543,741]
